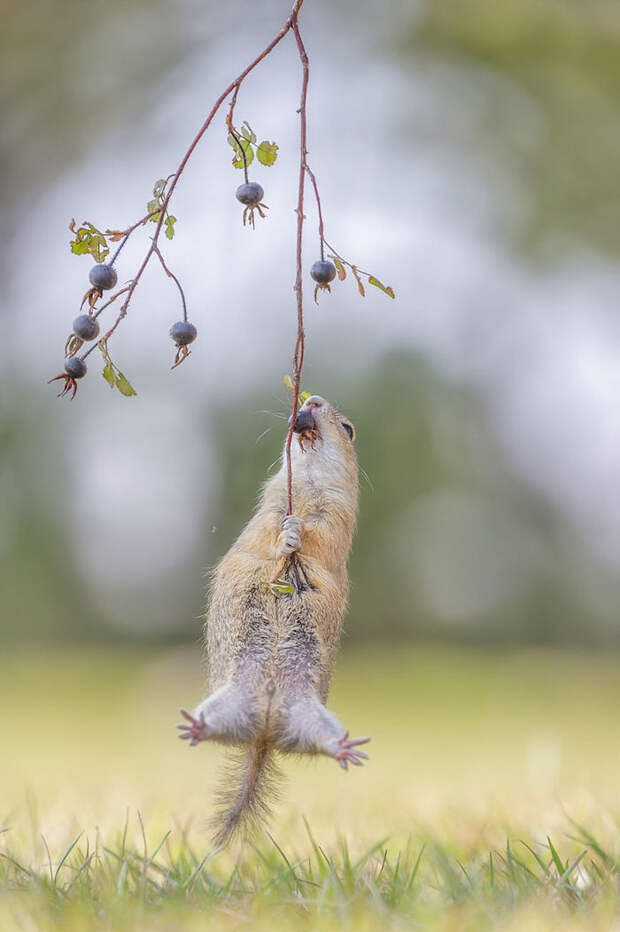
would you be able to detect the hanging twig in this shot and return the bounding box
[284,11,310,519]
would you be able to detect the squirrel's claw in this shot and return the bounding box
[177,709,208,746]
[331,731,371,770]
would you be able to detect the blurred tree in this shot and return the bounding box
[0,395,102,642]
[4,354,620,646]
[400,0,620,259]
[0,0,198,222]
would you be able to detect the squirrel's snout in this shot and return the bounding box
[292,408,316,433]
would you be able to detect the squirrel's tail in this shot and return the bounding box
[210,740,281,849]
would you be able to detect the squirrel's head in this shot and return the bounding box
[290,395,357,474]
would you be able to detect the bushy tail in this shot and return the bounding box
[210,740,282,849]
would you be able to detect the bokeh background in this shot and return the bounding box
[3,0,620,879]
[4,0,620,647]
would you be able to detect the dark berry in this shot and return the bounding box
[65,357,87,379]
[310,260,337,285]
[170,321,197,346]
[72,314,100,341]
[236,182,264,206]
[89,264,118,291]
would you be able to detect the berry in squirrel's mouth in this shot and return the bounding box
[292,407,320,450]
[292,408,316,434]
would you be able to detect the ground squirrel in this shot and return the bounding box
[178,395,369,847]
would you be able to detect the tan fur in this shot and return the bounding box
[180,396,364,847]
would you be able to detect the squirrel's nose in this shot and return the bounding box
[291,408,316,433]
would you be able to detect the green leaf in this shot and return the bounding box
[89,235,108,263]
[165,215,177,240]
[147,198,163,223]
[228,135,254,170]
[351,266,366,298]
[153,178,167,197]
[256,140,278,167]
[368,275,395,299]
[240,121,256,143]
[332,257,346,281]
[282,374,295,391]
[299,391,312,405]
[69,221,109,262]
[70,240,91,256]
[116,373,137,397]
[102,363,116,389]
[269,579,294,597]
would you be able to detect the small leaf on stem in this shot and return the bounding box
[332,257,346,281]
[256,141,279,166]
[351,266,366,297]
[240,121,257,143]
[69,221,109,262]
[116,373,137,397]
[299,391,312,405]
[98,340,137,397]
[164,215,177,240]
[153,178,167,197]
[228,135,254,169]
[368,276,395,299]
[70,240,91,256]
[102,363,116,389]
[282,374,295,391]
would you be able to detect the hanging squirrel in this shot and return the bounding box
[177,395,369,847]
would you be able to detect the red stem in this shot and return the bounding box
[153,246,188,322]
[285,14,309,517]
[305,163,325,261]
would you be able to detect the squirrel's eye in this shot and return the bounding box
[341,421,354,441]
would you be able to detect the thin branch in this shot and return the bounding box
[79,286,133,361]
[106,206,167,243]
[305,163,325,261]
[108,232,130,267]
[225,84,249,184]
[285,12,310,518]
[322,238,373,277]
[153,245,188,322]
[92,285,132,321]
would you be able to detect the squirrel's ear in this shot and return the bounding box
[341,420,355,442]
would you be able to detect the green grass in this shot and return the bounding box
[3,645,620,929]
[2,815,620,930]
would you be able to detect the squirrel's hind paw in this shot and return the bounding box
[329,732,371,771]
[177,709,208,747]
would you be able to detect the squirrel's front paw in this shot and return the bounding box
[278,514,304,556]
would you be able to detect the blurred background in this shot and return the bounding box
[3,0,620,648]
[4,0,620,885]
